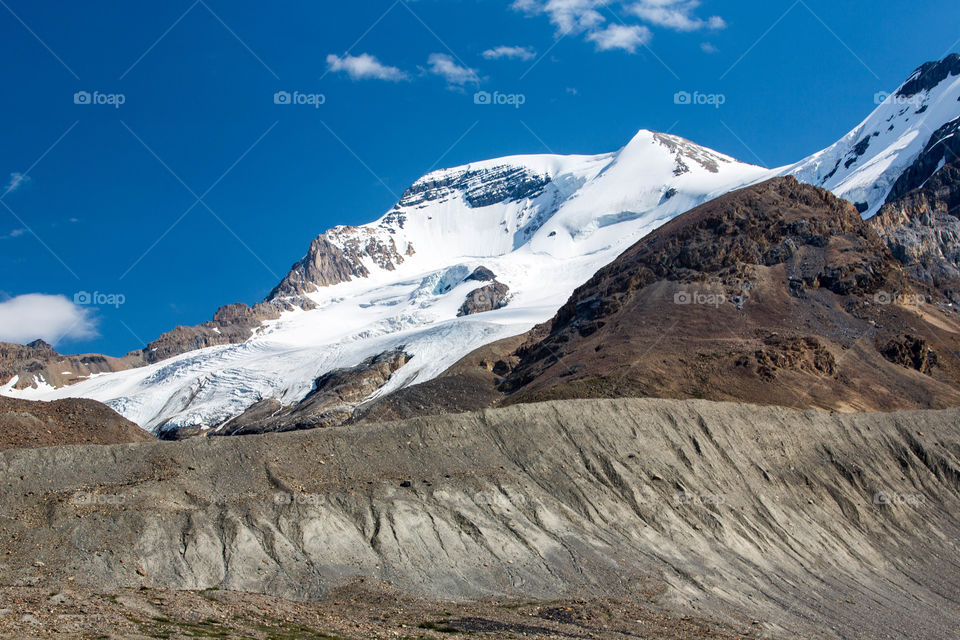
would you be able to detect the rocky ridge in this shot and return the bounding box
[0,395,153,451]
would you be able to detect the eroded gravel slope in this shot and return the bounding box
[1,399,959,639]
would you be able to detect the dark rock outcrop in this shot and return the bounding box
[269,227,413,300]
[465,266,496,282]
[269,234,369,298]
[397,165,550,209]
[879,334,937,374]
[870,117,960,301]
[143,301,301,364]
[896,53,960,97]
[457,281,510,317]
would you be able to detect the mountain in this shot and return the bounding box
[0,340,143,391]
[866,56,960,302]
[3,131,767,437]
[781,53,960,217]
[495,176,960,410]
[3,55,960,437]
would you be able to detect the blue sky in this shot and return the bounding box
[1,0,958,356]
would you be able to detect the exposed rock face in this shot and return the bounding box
[397,165,550,209]
[3,399,960,639]
[269,227,412,299]
[143,300,307,364]
[457,281,510,317]
[183,348,413,438]
[493,177,960,411]
[870,117,960,300]
[879,334,937,373]
[884,117,960,203]
[896,53,960,97]
[0,340,144,391]
[465,266,496,282]
[0,395,152,451]
[746,334,838,381]
[653,132,726,174]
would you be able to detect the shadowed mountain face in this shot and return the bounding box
[870,115,960,301]
[500,177,960,410]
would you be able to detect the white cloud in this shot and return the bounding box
[427,53,480,85]
[4,172,29,195]
[326,53,408,81]
[483,45,537,61]
[0,294,98,346]
[512,0,609,34]
[511,0,726,54]
[0,228,25,240]
[626,0,726,32]
[700,41,718,54]
[587,23,652,52]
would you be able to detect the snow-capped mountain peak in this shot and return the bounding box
[783,54,960,217]
[6,129,766,435]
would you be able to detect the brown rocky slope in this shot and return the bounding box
[0,395,153,451]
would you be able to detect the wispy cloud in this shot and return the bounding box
[326,53,409,81]
[483,45,537,61]
[0,294,98,346]
[511,0,726,54]
[587,23,652,52]
[4,172,30,195]
[626,0,726,32]
[0,229,25,240]
[427,53,480,86]
[512,0,609,35]
[700,41,718,54]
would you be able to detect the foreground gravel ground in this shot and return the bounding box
[0,583,762,639]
